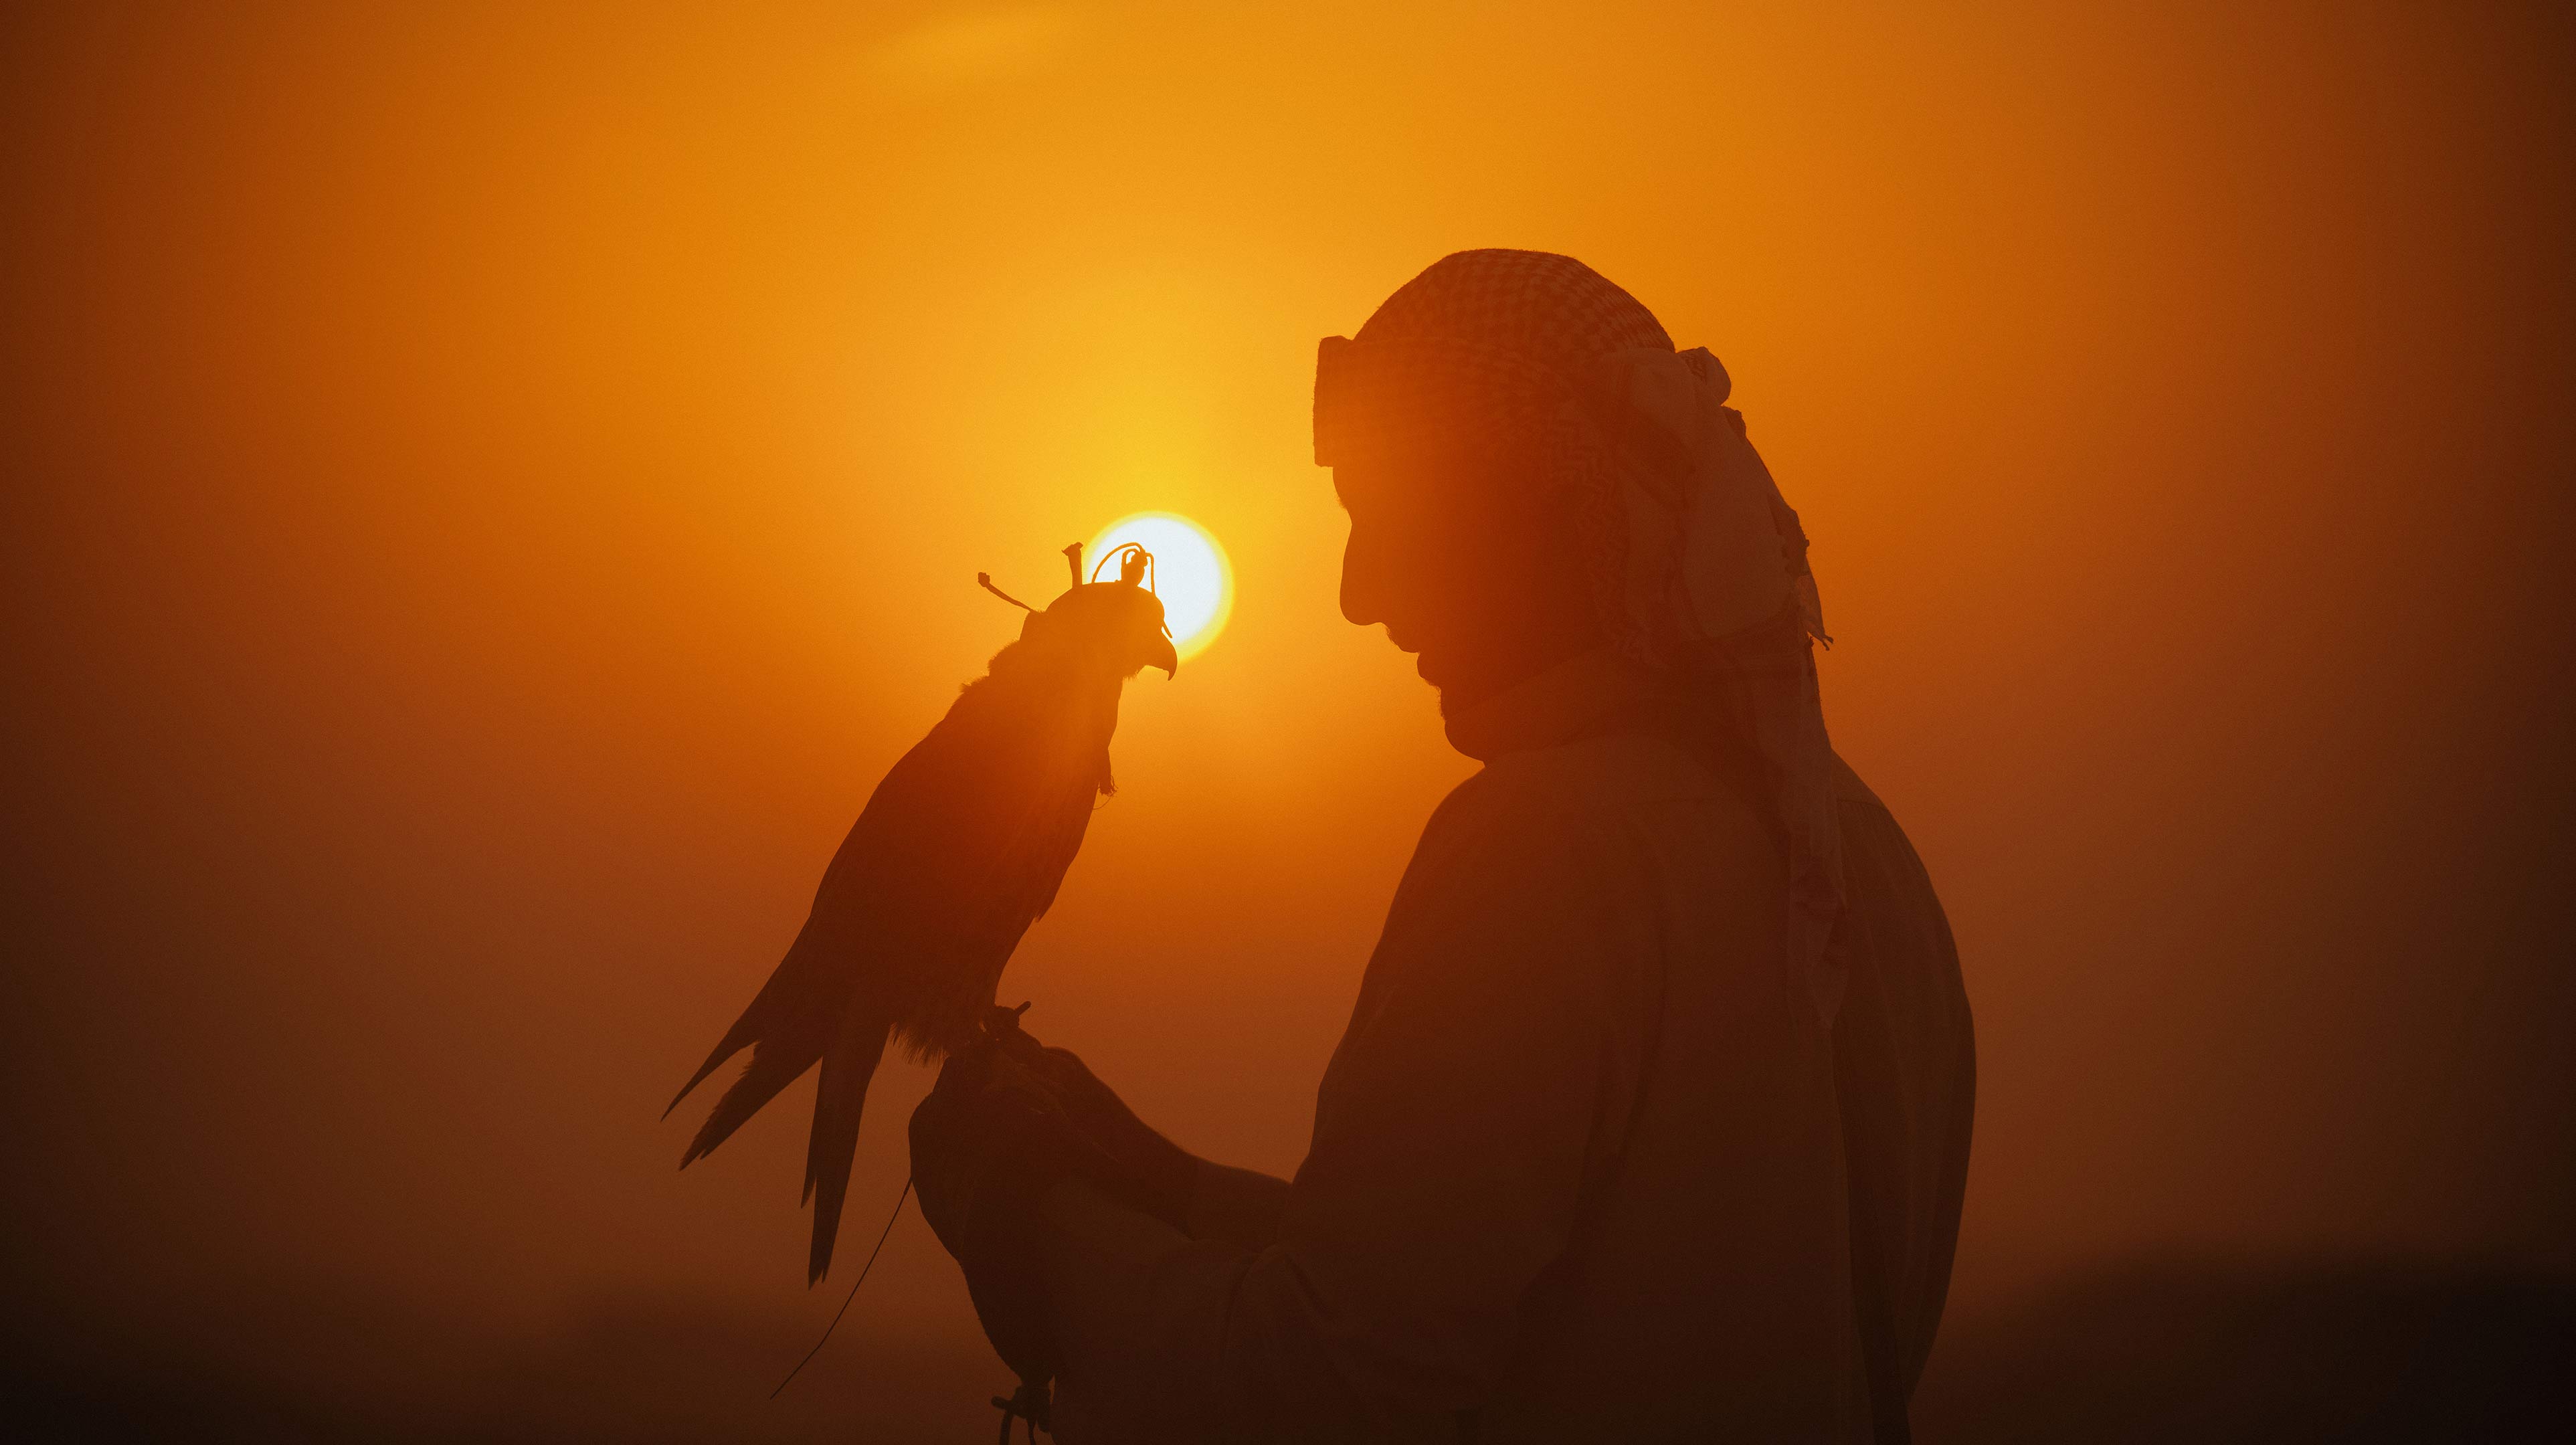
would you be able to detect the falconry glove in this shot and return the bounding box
[909,1024,1089,1388]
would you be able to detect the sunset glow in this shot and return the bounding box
[1088,511,1232,660]
[8,3,2568,1436]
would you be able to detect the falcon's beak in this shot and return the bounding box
[1147,632,1178,678]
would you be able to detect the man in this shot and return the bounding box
[912,250,1975,1442]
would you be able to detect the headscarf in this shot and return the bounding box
[1313,248,1848,1025]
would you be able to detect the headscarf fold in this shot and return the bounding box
[1313,250,1848,1026]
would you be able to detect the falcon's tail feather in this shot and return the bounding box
[678,1039,818,1169]
[664,1021,757,1122]
[805,1005,894,1284]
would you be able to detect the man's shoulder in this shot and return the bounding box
[1830,750,1892,815]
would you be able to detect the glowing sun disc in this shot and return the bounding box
[1087,512,1231,660]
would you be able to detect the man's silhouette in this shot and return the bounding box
[911,250,1975,1442]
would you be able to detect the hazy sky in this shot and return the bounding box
[4,2,2570,1436]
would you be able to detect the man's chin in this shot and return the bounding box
[1422,639,1585,718]
[1396,638,1487,712]
[1417,654,1477,717]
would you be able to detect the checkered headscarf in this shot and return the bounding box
[1314,248,1850,1023]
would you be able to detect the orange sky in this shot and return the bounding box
[4,2,2571,1436]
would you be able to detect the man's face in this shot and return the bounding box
[1333,448,1589,703]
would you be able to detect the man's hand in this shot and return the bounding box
[1020,1041,1200,1231]
[941,1016,1201,1232]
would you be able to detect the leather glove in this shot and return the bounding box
[910,1009,1207,1388]
[909,1019,1086,1389]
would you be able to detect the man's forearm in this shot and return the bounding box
[1185,1160,1290,1250]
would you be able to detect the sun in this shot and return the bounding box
[1087,511,1232,660]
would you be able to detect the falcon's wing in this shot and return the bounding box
[901,706,1110,1052]
[664,670,1118,1280]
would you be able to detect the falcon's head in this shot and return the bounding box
[1002,541,1178,681]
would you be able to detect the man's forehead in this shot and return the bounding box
[1331,448,1534,512]
[1329,450,1447,497]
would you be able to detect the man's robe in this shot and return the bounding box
[1034,650,1976,1442]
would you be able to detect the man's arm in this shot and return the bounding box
[1032,810,1659,1440]
[1186,1161,1291,1250]
[1014,1037,1293,1249]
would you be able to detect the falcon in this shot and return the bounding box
[667,543,1176,1281]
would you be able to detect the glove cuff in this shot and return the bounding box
[956,1112,1078,1387]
